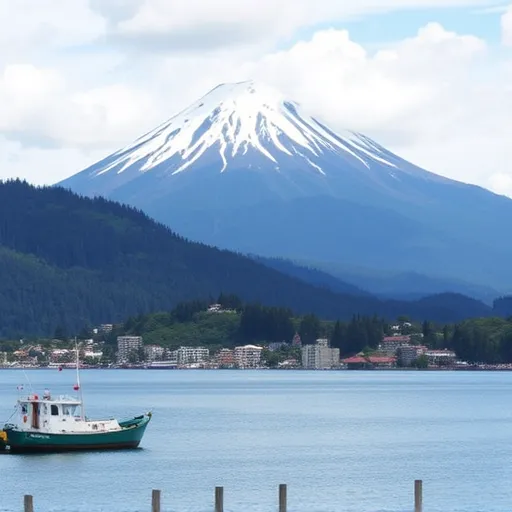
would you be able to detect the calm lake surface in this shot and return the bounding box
[1,369,511,512]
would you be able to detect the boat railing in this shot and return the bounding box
[18,394,80,403]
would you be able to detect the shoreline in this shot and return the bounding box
[1,366,511,372]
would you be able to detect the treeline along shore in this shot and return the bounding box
[2,295,512,369]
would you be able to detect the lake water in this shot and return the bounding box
[0,369,511,512]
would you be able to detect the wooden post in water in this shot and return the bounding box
[215,486,224,512]
[414,480,423,512]
[279,484,287,512]
[24,495,34,512]
[151,489,161,512]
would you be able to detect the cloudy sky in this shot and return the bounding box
[1,0,512,196]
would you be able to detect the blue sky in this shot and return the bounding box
[293,4,506,46]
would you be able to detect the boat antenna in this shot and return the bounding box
[20,338,34,395]
[75,338,85,420]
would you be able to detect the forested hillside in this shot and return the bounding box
[0,180,497,337]
[101,296,512,364]
[103,296,388,356]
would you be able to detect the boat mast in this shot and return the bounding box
[75,338,85,420]
[20,338,34,395]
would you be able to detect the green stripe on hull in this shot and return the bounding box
[4,415,150,453]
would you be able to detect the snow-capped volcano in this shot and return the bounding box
[92,80,398,178]
[59,81,512,292]
[63,79,447,199]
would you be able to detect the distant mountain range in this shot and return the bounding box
[251,255,500,305]
[59,80,512,295]
[0,180,504,338]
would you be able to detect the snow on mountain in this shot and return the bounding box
[61,79,456,210]
[71,80,439,182]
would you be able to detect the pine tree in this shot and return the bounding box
[330,320,345,351]
[299,314,321,344]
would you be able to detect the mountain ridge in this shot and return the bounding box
[251,255,501,304]
[0,180,499,337]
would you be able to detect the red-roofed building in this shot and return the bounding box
[380,335,412,355]
[341,355,396,369]
[368,356,396,365]
[342,356,367,366]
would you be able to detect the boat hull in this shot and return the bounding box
[3,414,151,453]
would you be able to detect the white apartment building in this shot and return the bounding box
[145,344,165,362]
[234,345,263,368]
[425,349,456,366]
[302,338,340,369]
[117,336,143,363]
[166,350,178,363]
[177,346,210,364]
[216,348,235,367]
[83,350,103,361]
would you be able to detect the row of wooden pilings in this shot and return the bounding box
[22,480,424,511]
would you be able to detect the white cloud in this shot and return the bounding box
[0,0,511,198]
[243,24,487,132]
[89,0,142,23]
[489,173,512,197]
[0,136,105,185]
[117,0,283,37]
[0,0,106,59]
[104,0,500,51]
[67,85,154,146]
[501,4,512,45]
[0,64,152,149]
[475,4,511,14]
[0,65,65,135]
[237,23,512,195]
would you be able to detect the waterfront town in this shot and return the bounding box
[0,321,509,371]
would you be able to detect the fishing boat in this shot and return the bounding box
[0,345,151,453]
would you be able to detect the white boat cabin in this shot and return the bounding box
[16,390,122,434]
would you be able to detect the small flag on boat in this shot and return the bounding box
[16,385,23,390]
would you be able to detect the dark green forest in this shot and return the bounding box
[0,179,509,338]
[96,295,512,364]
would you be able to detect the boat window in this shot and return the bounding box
[21,404,28,414]
[51,405,59,416]
[62,405,77,416]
